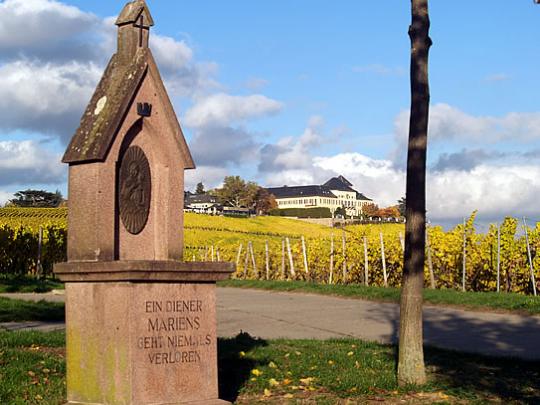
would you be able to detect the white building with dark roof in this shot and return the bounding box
[266,175,373,217]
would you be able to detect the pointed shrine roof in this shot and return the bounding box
[62,47,194,168]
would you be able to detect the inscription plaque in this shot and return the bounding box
[119,145,151,234]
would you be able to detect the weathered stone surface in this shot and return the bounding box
[64,280,229,404]
[55,261,235,283]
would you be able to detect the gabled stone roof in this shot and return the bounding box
[62,49,148,163]
[62,48,195,168]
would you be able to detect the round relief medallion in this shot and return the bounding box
[119,145,151,235]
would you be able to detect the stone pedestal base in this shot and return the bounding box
[55,261,234,405]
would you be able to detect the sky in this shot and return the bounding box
[1,0,540,227]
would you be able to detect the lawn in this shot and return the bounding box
[0,330,539,404]
[219,279,540,315]
[0,278,64,294]
[0,298,65,323]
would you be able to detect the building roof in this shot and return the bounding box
[185,194,219,205]
[323,175,355,192]
[267,175,372,201]
[266,185,337,199]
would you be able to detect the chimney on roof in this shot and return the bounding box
[115,0,154,62]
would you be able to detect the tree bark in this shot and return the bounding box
[398,0,431,386]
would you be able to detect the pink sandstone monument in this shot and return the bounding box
[54,1,234,404]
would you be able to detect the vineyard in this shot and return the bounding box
[0,208,539,295]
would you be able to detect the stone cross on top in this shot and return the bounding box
[62,0,195,263]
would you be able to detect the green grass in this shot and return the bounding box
[0,298,65,323]
[0,331,65,405]
[1,330,538,404]
[0,278,64,294]
[218,279,540,315]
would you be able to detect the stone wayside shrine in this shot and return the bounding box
[54,1,234,404]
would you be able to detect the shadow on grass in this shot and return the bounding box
[366,302,540,403]
[0,297,65,322]
[218,332,268,402]
[425,347,540,404]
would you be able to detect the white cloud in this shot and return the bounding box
[189,126,259,166]
[0,60,102,142]
[427,165,540,221]
[184,165,229,192]
[0,190,14,206]
[184,93,283,128]
[0,0,97,49]
[259,116,327,183]
[394,103,540,145]
[314,153,405,207]
[0,140,65,186]
[392,103,540,166]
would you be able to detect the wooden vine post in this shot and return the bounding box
[462,218,467,292]
[329,233,334,284]
[523,217,537,296]
[265,240,270,280]
[342,229,348,283]
[286,237,295,278]
[363,236,369,286]
[426,226,435,289]
[281,239,286,280]
[301,236,309,276]
[380,232,388,287]
[496,223,501,293]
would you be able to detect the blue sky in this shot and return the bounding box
[1,0,540,226]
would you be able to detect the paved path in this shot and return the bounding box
[2,288,540,360]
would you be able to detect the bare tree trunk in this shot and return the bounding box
[398,0,431,386]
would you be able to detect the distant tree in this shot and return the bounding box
[10,190,63,208]
[195,182,205,194]
[397,197,406,217]
[215,176,258,209]
[363,203,380,217]
[378,206,401,218]
[255,188,278,214]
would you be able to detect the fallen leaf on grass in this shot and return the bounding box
[251,369,262,376]
[299,377,314,385]
[268,378,279,387]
